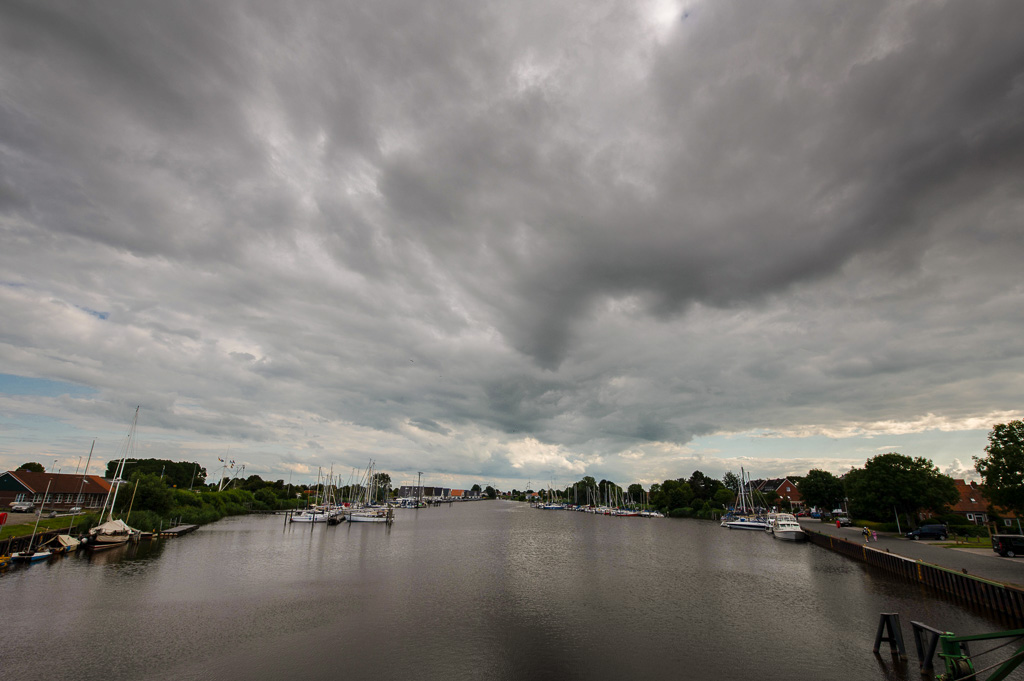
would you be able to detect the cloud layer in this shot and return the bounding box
[1,0,1022,486]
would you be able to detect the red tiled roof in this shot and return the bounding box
[5,471,111,495]
[950,479,989,514]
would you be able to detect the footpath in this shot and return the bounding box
[801,519,1024,588]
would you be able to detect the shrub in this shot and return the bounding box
[125,510,162,533]
[933,513,971,526]
[949,524,988,538]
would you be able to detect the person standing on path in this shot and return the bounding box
[863,526,870,543]
[837,518,841,529]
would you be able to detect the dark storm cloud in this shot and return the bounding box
[1,0,1023,485]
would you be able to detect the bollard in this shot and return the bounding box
[873,613,907,659]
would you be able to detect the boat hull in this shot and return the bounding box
[772,529,807,541]
[348,514,388,523]
[12,550,52,562]
[725,520,770,530]
[87,535,131,550]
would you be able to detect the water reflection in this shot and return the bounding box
[2,502,1018,681]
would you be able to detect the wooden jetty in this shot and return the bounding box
[158,524,199,537]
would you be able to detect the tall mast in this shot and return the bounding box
[28,480,52,553]
[106,406,139,522]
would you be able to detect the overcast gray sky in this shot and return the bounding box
[1,0,1022,490]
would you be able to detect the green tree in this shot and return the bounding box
[798,469,845,511]
[722,471,740,495]
[117,472,174,515]
[688,471,712,500]
[627,483,645,502]
[662,479,694,511]
[16,462,46,473]
[104,458,206,489]
[845,453,958,523]
[484,485,497,499]
[471,483,481,493]
[713,487,734,508]
[254,487,278,509]
[974,420,1024,517]
[370,472,391,500]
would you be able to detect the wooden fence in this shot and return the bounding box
[805,530,1024,625]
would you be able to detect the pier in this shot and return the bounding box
[158,524,199,537]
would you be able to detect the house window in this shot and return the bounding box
[967,514,974,521]
[786,486,791,492]
[1006,520,1013,527]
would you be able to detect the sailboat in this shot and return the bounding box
[346,461,394,524]
[87,408,142,550]
[722,468,771,531]
[50,440,95,554]
[12,480,54,562]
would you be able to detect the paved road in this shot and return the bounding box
[800,519,1024,588]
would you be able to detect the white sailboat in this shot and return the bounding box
[87,408,141,550]
[12,480,54,563]
[723,468,770,531]
[345,460,394,524]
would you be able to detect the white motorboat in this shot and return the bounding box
[768,513,806,541]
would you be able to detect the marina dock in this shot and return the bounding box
[158,524,199,537]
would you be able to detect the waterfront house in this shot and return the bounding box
[943,478,1021,533]
[753,477,804,509]
[0,470,112,511]
[949,479,989,525]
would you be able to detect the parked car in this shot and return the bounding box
[992,535,1024,558]
[69,506,83,514]
[9,501,35,512]
[906,524,948,540]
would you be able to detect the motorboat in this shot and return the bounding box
[768,513,806,541]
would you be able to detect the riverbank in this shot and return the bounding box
[800,518,1024,588]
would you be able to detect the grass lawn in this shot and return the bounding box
[934,535,993,548]
[1,515,92,541]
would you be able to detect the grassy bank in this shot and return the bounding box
[1,515,91,542]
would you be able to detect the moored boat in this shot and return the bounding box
[87,519,139,549]
[348,507,393,523]
[768,513,806,541]
[724,515,771,531]
[11,549,52,563]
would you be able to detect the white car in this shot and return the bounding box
[69,506,83,514]
[9,502,35,512]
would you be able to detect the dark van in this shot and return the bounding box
[992,535,1024,557]
[905,524,948,540]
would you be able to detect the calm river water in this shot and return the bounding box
[1,501,1014,680]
